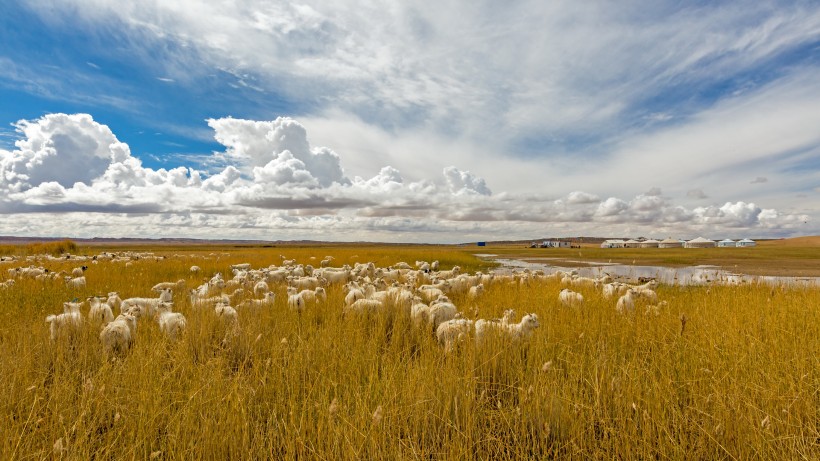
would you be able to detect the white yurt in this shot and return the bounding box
[639,239,660,248]
[624,239,641,248]
[685,237,716,248]
[601,239,626,248]
[737,238,756,247]
[718,239,736,248]
[659,237,683,248]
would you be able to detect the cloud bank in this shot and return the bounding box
[0,113,812,242]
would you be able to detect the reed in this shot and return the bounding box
[0,244,817,459]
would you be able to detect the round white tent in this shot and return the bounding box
[659,237,683,248]
[639,239,660,248]
[685,237,716,248]
[624,239,641,248]
[718,239,736,248]
[737,238,756,247]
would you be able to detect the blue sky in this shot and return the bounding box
[0,1,818,242]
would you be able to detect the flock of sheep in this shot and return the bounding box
[1,250,668,359]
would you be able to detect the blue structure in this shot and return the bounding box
[477,242,486,247]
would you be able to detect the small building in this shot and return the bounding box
[685,237,716,248]
[601,239,626,248]
[717,239,736,248]
[624,239,641,248]
[736,238,756,247]
[658,237,683,248]
[638,239,660,248]
[540,240,571,248]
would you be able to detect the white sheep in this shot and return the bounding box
[120,288,173,319]
[190,265,201,273]
[45,302,83,340]
[344,298,384,315]
[156,302,187,341]
[253,280,270,297]
[506,313,540,341]
[436,317,474,352]
[474,309,517,344]
[106,292,122,311]
[214,302,239,331]
[88,296,114,326]
[100,313,137,357]
[238,292,276,309]
[634,288,659,303]
[71,266,87,277]
[287,287,305,311]
[645,300,668,317]
[467,283,485,300]
[615,289,637,315]
[65,275,87,289]
[427,296,458,333]
[152,279,185,292]
[410,297,430,327]
[558,288,584,308]
[314,287,327,303]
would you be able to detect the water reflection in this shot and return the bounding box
[480,256,820,287]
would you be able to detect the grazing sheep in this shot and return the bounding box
[645,300,668,317]
[287,287,305,311]
[65,276,87,289]
[190,265,201,273]
[100,313,137,357]
[436,317,474,352]
[156,302,187,341]
[88,296,114,326]
[214,302,239,331]
[344,283,366,306]
[474,309,518,344]
[558,288,584,308]
[602,282,627,299]
[238,292,276,309]
[427,296,458,333]
[634,288,659,303]
[106,292,122,311]
[314,287,327,303]
[344,298,384,315]
[253,280,270,297]
[45,302,83,340]
[120,288,173,319]
[615,289,637,315]
[410,297,430,327]
[152,279,185,292]
[71,266,88,277]
[506,313,540,341]
[468,283,485,300]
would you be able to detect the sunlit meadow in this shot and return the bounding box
[1,243,817,459]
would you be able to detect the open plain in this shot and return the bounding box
[1,239,818,459]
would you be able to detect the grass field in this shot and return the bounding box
[1,241,818,459]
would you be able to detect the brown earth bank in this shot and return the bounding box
[469,236,820,278]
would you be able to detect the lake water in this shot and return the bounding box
[475,254,820,287]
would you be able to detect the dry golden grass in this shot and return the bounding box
[1,244,818,459]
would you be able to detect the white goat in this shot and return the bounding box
[156,302,187,341]
[238,292,276,309]
[45,302,83,340]
[615,289,637,315]
[100,313,137,357]
[120,288,173,319]
[436,317,474,352]
[65,276,86,289]
[558,288,584,308]
[88,296,114,326]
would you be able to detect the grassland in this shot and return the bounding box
[1,242,818,459]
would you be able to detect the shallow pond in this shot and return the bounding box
[476,255,820,287]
